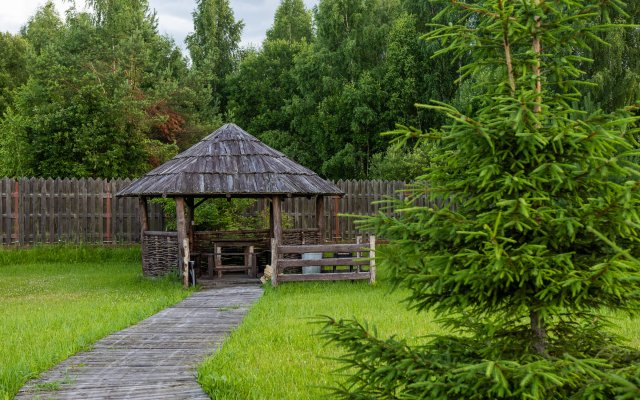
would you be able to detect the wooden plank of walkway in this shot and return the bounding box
[16,285,263,400]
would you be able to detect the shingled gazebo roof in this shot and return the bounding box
[117,123,343,198]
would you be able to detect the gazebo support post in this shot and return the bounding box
[138,196,149,239]
[185,198,194,252]
[138,197,149,269]
[175,197,190,289]
[271,195,282,286]
[315,196,325,243]
[269,199,274,239]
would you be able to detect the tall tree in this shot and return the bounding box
[0,0,192,178]
[19,1,63,55]
[321,0,640,398]
[583,1,640,112]
[186,0,243,115]
[380,13,422,128]
[227,0,313,164]
[266,0,313,44]
[0,33,31,115]
[287,0,404,179]
[3,9,149,178]
[227,40,306,137]
[228,0,467,180]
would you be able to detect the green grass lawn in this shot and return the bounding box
[197,275,445,400]
[198,274,640,400]
[0,245,189,400]
[3,246,639,400]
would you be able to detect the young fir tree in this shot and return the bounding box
[320,0,640,398]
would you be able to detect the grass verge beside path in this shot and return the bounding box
[198,278,445,400]
[198,275,640,400]
[0,245,189,400]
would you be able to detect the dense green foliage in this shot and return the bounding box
[0,0,637,180]
[583,1,640,112]
[0,0,462,180]
[228,0,461,179]
[0,33,30,116]
[265,0,313,44]
[320,0,640,399]
[0,245,189,399]
[187,0,243,116]
[155,197,272,231]
[0,0,217,178]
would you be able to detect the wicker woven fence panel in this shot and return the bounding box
[142,231,178,277]
[282,228,319,245]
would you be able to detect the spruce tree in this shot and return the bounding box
[320,0,640,398]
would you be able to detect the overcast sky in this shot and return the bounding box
[1,0,319,51]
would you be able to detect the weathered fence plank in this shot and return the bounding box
[1,179,11,244]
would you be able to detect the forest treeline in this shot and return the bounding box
[0,0,638,180]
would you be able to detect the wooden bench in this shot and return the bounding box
[201,242,256,278]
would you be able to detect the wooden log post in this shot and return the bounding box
[271,195,283,287]
[271,238,278,286]
[215,244,222,278]
[185,198,194,252]
[138,197,149,236]
[138,197,149,268]
[315,196,325,244]
[369,235,376,284]
[269,199,275,239]
[175,197,190,289]
[246,245,255,277]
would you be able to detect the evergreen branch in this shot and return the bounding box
[449,0,505,20]
[586,226,639,265]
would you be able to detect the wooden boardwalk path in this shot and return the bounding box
[16,285,263,400]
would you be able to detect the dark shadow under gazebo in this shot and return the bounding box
[117,124,374,288]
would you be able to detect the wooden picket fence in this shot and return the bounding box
[0,178,164,245]
[0,178,430,245]
[278,179,421,240]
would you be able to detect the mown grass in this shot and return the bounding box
[198,271,640,400]
[197,270,445,400]
[0,245,189,400]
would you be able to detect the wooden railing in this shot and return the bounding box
[271,236,375,286]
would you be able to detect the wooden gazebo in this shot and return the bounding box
[118,124,379,288]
